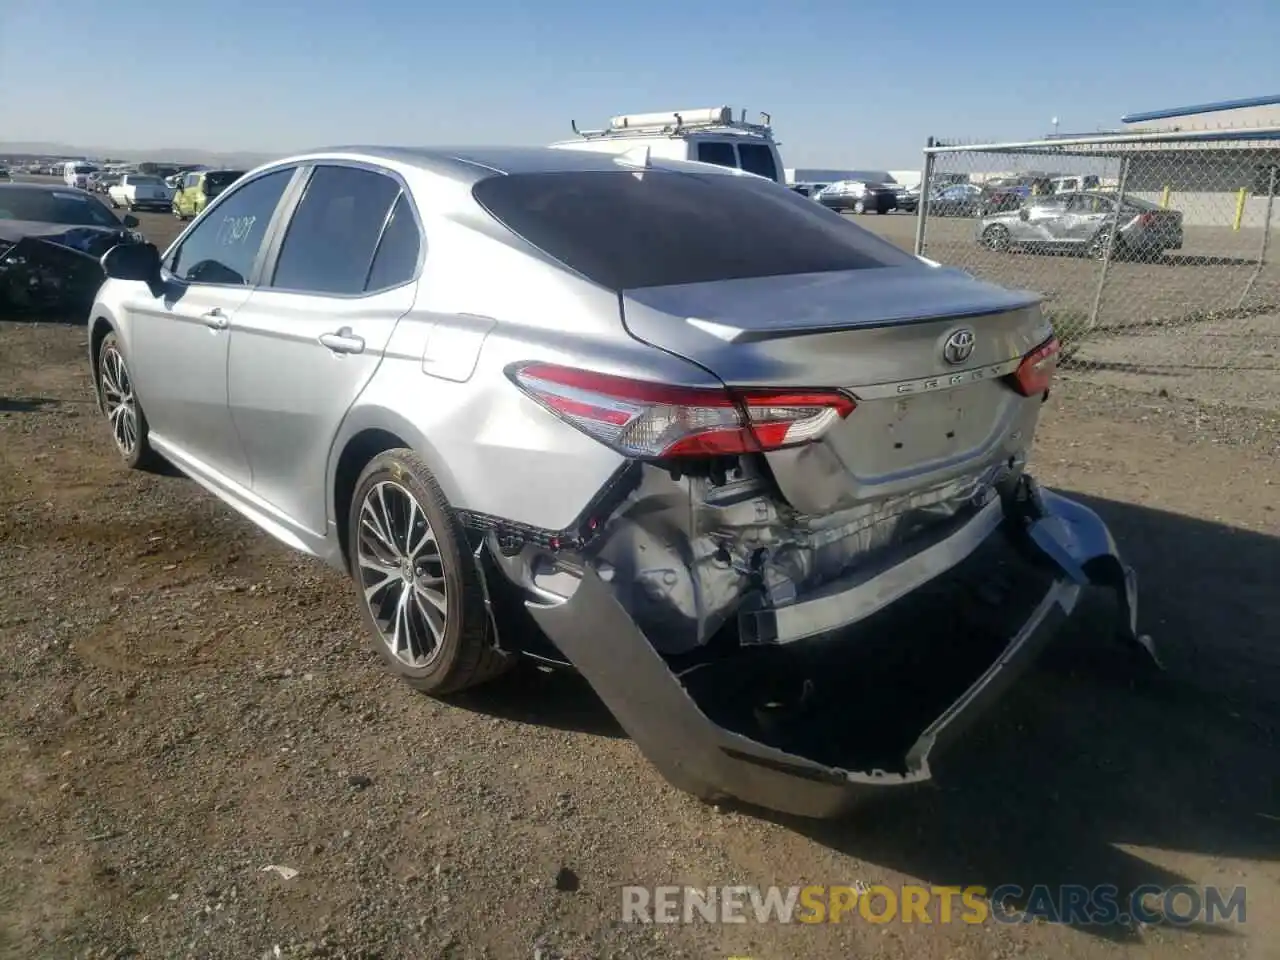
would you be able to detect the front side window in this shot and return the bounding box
[696,141,737,168]
[269,165,401,295]
[168,168,293,286]
[473,170,919,291]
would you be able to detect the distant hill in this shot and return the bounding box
[0,140,279,167]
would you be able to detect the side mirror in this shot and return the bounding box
[122,214,140,228]
[102,241,162,290]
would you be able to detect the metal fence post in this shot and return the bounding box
[914,137,936,256]
[1236,164,1277,309]
[1085,154,1131,336]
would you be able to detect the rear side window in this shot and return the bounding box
[696,142,737,168]
[737,143,779,181]
[473,171,918,291]
[365,193,421,291]
[270,165,401,295]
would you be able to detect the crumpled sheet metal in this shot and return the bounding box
[0,235,107,317]
[582,460,1020,655]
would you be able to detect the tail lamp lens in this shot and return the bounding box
[1010,336,1060,396]
[509,363,855,458]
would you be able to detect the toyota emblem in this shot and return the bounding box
[942,328,976,365]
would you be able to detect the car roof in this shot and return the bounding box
[264,145,749,186]
[0,182,96,194]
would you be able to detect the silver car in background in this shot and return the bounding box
[977,191,1184,261]
[88,147,1152,818]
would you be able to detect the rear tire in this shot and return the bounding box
[347,448,510,695]
[1087,231,1116,261]
[982,224,1012,252]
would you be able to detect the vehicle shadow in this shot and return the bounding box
[449,662,625,739]
[0,396,59,412]
[1161,255,1261,267]
[772,492,1279,943]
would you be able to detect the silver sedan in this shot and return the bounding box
[87,146,1152,817]
[976,191,1184,261]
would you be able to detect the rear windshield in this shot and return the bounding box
[205,171,244,189]
[73,165,97,174]
[129,175,164,185]
[472,171,918,290]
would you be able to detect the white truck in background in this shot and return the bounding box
[550,106,786,184]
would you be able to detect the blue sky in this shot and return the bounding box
[2,0,1277,168]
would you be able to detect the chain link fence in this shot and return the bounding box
[913,127,1280,411]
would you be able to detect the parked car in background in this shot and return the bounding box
[977,191,1184,261]
[815,179,897,214]
[789,181,830,198]
[171,169,246,220]
[0,183,142,313]
[895,183,921,213]
[86,145,1148,818]
[0,167,11,183]
[978,186,1025,215]
[929,183,985,217]
[108,174,173,212]
[63,161,100,190]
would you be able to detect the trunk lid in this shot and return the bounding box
[620,264,1054,515]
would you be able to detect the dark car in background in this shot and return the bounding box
[814,179,898,214]
[0,183,141,314]
[929,183,985,217]
[977,191,1184,261]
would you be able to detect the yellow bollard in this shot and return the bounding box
[1234,187,1247,231]
[1160,185,1170,209]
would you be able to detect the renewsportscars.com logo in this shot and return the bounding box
[621,883,1247,926]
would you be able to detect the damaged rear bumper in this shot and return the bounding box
[520,476,1147,818]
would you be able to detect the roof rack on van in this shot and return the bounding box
[569,106,774,140]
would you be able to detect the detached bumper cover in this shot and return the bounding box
[525,477,1148,818]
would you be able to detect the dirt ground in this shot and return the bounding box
[1,211,1279,959]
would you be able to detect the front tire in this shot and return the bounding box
[853,199,866,214]
[98,332,159,471]
[348,448,510,695]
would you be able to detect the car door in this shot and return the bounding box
[226,163,422,537]
[1016,195,1070,243]
[1061,193,1112,244]
[123,166,298,488]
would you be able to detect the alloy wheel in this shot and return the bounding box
[100,346,138,456]
[983,225,1011,252]
[356,480,449,668]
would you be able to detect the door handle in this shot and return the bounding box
[318,327,365,355]
[200,308,228,330]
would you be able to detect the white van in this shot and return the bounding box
[550,106,785,184]
[63,161,100,189]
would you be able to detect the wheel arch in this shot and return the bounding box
[328,409,464,574]
[88,314,118,410]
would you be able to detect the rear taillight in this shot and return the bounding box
[509,363,855,458]
[1009,336,1060,397]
